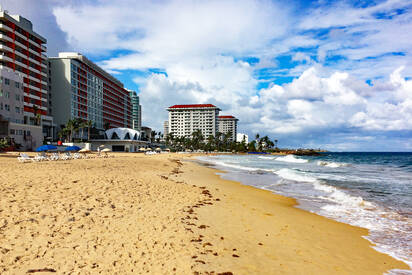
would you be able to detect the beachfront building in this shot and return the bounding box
[49,52,133,134]
[163,120,169,136]
[237,133,248,144]
[0,10,54,139]
[0,69,42,150]
[167,104,221,140]
[218,115,238,142]
[128,90,141,131]
[89,127,148,152]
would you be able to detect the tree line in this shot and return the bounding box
[57,118,93,142]
[165,130,279,152]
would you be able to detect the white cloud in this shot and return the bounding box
[9,0,412,150]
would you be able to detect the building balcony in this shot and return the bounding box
[0,23,13,33]
[0,44,14,54]
[26,92,47,102]
[14,40,28,51]
[0,54,13,63]
[27,75,47,86]
[0,33,13,43]
[24,102,47,111]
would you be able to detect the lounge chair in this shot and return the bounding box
[33,153,47,162]
[73,153,81,159]
[17,153,33,163]
[48,153,59,161]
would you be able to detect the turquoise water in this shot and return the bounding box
[197,153,412,274]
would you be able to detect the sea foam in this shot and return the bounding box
[317,161,347,168]
[275,168,317,183]
[275,155,309,163]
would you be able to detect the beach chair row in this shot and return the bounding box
[18,152,84,162]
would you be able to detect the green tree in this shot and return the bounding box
[32,105,41,126]
[85,120,93,141]
[191,130,204,150]
[248,140,257,152]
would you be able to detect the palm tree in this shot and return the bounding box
[85,120,93,141]
[191,130,204,150]
[79,120,87,141]
[223,131,232,151]
[150,130,157,143]
[65,119,76,142]
[32,105,41,126]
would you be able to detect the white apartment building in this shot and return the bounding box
[218,115,238,142]
[167,104,220,139]
[0,68,42,150]
[237,133,248,144]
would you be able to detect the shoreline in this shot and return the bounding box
[0,152,409,274]
[191,155,412,270]
[181,154,410,274]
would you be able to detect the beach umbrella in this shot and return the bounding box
[139,147,146,151]
[99,145,105,148]
[155,147,161,151]
[101,148,111,152]
[65,146,81,151]
[79,148,91,153]
[146,148,152,151]
[36,145,57,152]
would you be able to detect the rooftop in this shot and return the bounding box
[168,104,217,109]
[218,115,236,119]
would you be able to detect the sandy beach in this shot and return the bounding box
[0,152,409,274]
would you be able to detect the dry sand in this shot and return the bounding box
[0,152,409,274]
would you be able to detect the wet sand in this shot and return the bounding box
[0,152,409,274]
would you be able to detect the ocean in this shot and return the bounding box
[197,152,412,274]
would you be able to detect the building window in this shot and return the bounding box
[15,106,20,113]
[10,129,15,135]
[15,82,20,88]
[5,104,10,111]
[0,102,2,110]
[4,78,10,85]
[15,94,20,101]
[0,90,2,97]
[5,91,9,99]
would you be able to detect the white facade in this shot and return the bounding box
[237,133,248,143]
[167,104,220,139]
[218,116,238,142]
[163,120,169,136]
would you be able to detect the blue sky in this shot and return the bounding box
[4,0,412,151]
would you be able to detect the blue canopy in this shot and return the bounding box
[36,145,57,152]
[65,146,81,152]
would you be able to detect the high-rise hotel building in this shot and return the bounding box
[128,90,141,131]
[167,104,220,139]
[218,115,238,142]
[0,11,53,137]
[49,52,132,132]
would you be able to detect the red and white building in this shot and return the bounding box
[49,53,132,134]
[167,104,221,139]
[0,11,53,137]
[218,115,238,142]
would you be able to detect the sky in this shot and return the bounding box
[3,0,412,151]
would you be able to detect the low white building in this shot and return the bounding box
[236,133,248,143]
[89,127,148,152]
[167,104,220,139]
